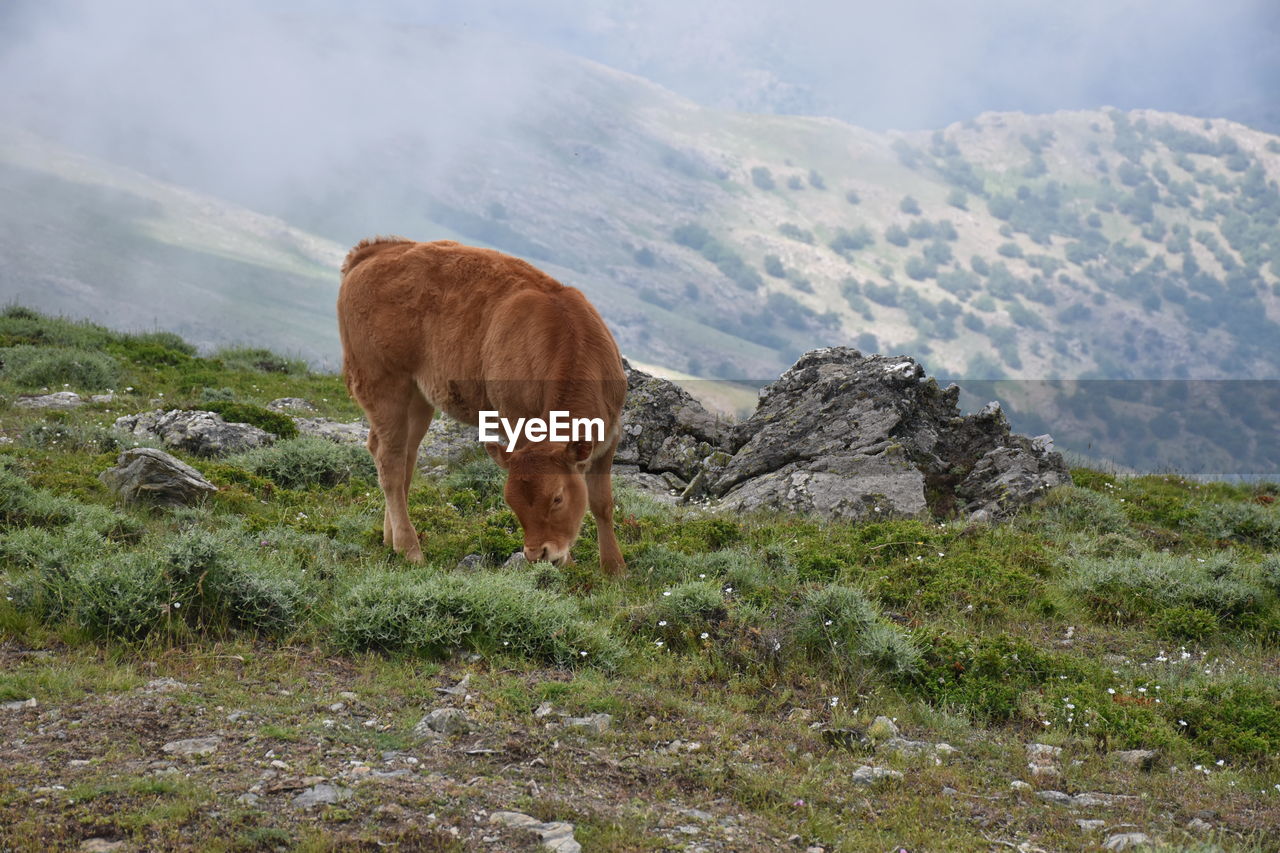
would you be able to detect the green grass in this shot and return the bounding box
[2,309,1280,849]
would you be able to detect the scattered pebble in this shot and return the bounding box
[850,765,903,786]
[1103,832,1152,851]
[489,810,581,853]
[1,697,37,712]
[564,713,612,734]
[292,783,353,809]
[414,708,470,737]
[161,736,221,757]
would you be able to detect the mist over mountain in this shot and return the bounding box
[1,1,1278,382]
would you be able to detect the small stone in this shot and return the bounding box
[292,783,353,809]
[78,840,125,852]
[99,447,217,507]
[1010,780,1033,792]
[16,391,82,410]
[329,702,346,712]
[339,691,358,700]
[267,397,317,412]
[934,742,959,758]
[1103,832,1152,851]
[866,716,899,742]
[143,677,189,693]
[414,708,470,737]
[534,702,556,718]
[162,736,221,756]
[1109,749,1159,771]
[1028,765,1060,778]
[226,710,249,723]
[270,759,288,770]
[490,811,582,853]
[1026,743,1061,760]
[376,802,407,820]
[236,792,261,806]
[2,697,37,711]
[1077,819,1106,832]
[1186,818,1212,833]
[456,554,487,570]
[1036,790,1072,805]
[504,552,530,569]
[881,736,932,755]
[564,713,612,734]
[941,786,959,796]
[850,765,903,786]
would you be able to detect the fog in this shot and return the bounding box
[2,0,1276,213]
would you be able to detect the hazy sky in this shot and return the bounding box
[4,0,1278,136]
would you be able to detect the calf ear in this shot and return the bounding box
[484,442,513,470]
[566,440,593,471]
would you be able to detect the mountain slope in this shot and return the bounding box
[4,30,1280,379]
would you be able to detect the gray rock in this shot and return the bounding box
[236,792,261,806]
[455,554,487,571]
[90,394,115,404]
[2,697,37,711]
[1076,819,1106,832]
[1109,749,1159,771]
[267,397,317,412]
[143,677,189,693]
[1038,790,1138,808]
[564,713,612,734]
[882,737,933,755]
[161,736,221,757]
[489,811,582,853]
[617,361,731,482]
[292,783,353,809]
[867,715,900,742]
[504,551,530,569]
[292,417,369,446]
[701,348,1067,522]
[99,447,217,507]
[78,840,126,852]
[414,708,470,737]
[112,409,274,456]
[611,465,682,504]
[16,391,83,409]
[1103,833,1152,851]
[1009,780,1033,792]
[1186,818,1213,833]
[850,765,903,786]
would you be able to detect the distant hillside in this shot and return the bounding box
[4,36,1280,379]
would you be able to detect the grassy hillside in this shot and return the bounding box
[2,310,1278,850]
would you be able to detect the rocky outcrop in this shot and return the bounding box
[622,348,1068,522]
[99,447,218,506]
[112,409,275,456]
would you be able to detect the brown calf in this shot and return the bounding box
[337,238,627,575]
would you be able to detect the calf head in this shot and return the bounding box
[485,440,593,565]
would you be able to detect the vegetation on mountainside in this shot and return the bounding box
[2,311,1279,849]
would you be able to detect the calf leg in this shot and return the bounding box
[401,391,435,509]
[363,384,423,562]
[586,440,625,576]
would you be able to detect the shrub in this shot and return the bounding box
[1168,679,1280,764]
[226,437,375,489]
[1195,502,1280,549]
[829,227,874,255]
[779,223,814,244]
[331,568,623,669]
[633,581,728,651]
[212,347,307,375]
[794,585,920,676]
[0,345,120,390]
[1062,552,1266,625]
[192,401,298,439]
[1041,486,1129,531]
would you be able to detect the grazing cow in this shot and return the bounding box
[337,237,627,575]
